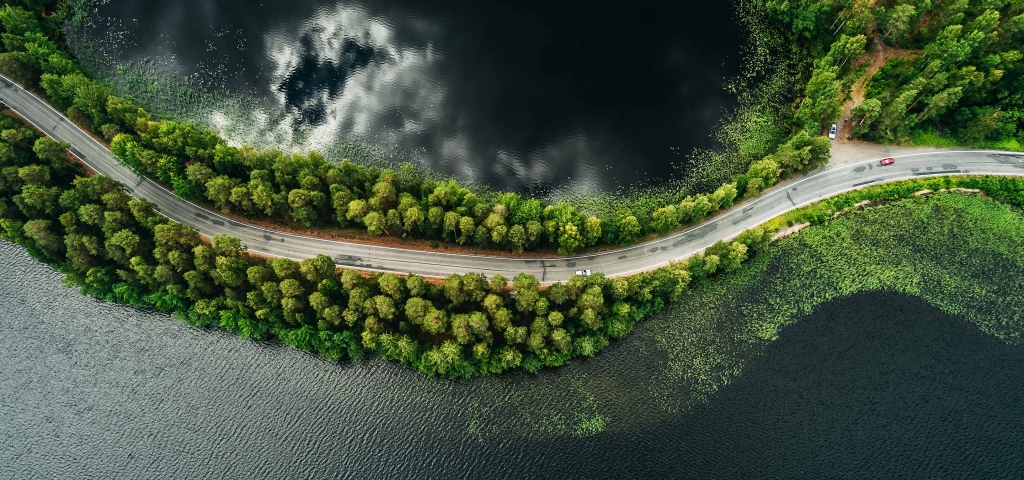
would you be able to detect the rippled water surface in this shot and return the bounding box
[2,242,1022,478]
[73,0,744,192]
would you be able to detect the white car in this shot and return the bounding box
[575,269,592,277]
[828,123,837,140]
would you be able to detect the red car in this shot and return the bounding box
[880,157,895,166]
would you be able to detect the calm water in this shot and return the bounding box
[1,242,1021,478]
[74,0,744,192]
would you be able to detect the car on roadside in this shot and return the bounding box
[575,269,591,277]
[880,157,895,166]
[828,124,837,140]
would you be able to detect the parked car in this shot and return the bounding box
[575,269,591,277]
[880,157,895,166]
[828,124,837,140]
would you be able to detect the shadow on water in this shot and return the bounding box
[1,239,1021,479]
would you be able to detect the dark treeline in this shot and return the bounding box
[763,0,1024,146]
[0,109,778,377]
[0,3,827,256]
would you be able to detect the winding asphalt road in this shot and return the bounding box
[3,74,1024,283]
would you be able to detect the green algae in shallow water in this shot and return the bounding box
[467,376,609,441]
[465,194,1024,441]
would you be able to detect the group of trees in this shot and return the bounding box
[0,4,827,257]
[0,110,777,376]
[0,0,798,377]
[766,0,1024,146]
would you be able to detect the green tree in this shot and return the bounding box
[22,218,62,254]
[798,66,843,134]
[403,205,424,234]
[488,274,508,295]
[513,273,540,313]
[288,189,321,227]
[404,297,433,325]
[363,211,386,236]
[406,274,427,297]
[458,216,475,244]
[106,228,141,264]
[378,273,405,301]
[617,215,641,245]
[507,223,527,253]
[771,131,831,174]
[422,308,448,335]
[851,99,882,136]
[268,257,300,280]
[557,222,584,254]
[300,254,335,284]
[651,205,678,233]
[32,137,70,166]
[711,183,739,209]
[690,196,713,223]
[443,274,466,306]
[346,199,369,223]
[582,216,602,246]
[420,340,467,377]
[883,3,917,41]
[214,255,248,288]
[205,176,238,212]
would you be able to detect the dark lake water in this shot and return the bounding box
[74,0,744,192]
[2,242,1022,478]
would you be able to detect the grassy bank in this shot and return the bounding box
[906,131,1023,152]
[467,190,1024,439]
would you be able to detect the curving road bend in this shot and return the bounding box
[2,75,1024,283]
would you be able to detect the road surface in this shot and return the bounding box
[3,75,1023,283]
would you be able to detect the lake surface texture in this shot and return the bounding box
[2,241,1021,479]
[76,0,744,192]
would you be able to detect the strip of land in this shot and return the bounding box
[2,74,1023,283]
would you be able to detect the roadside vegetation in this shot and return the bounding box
[0,111,780,377]
[3,103,1022,378]
[0,1,831,256]
[469,189,1024,439]
[0,1,1022,379]
[2,2,1018,261]
[764,0,1024,148]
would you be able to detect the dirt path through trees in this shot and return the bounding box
[839,35,921,141]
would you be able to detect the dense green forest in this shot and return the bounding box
[0,2,831,255]
[763,0,1024,147]
[0,109,783,376]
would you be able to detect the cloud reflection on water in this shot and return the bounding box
[258,2,602,192]
[83,0,741,193]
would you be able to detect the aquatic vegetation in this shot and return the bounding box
[465,191,1024,440]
